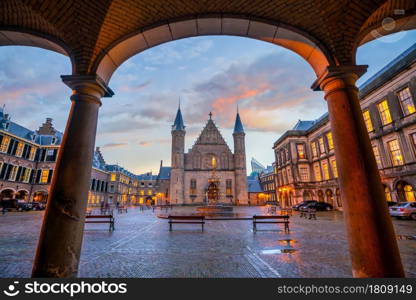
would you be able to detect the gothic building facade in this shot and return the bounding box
[169,109,248,205]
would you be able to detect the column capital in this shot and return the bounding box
[311,65,368,91]
[61,74,114,98]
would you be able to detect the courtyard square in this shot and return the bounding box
[0,207,415,278]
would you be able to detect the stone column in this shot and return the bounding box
[32,75,113,278]
[313,66,404,277]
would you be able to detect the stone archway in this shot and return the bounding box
[0,189,14,201]
[303,190,313,201]
[317,190,324,202]
[396,180,415,202]
[33,191,48,203]
[15,190,29,201]
[335,188,342,208]
[325,189,334,206]
[1,0,413,278]
[207,181,219,204]
[94,16,334,84]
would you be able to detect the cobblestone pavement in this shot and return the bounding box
[0,206,415,278]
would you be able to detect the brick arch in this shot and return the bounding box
[0,0,75,71]
[94,15,335,84]
[353,0,416,58]
[0,29,75,71]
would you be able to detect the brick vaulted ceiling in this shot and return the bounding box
[0,0,415,80]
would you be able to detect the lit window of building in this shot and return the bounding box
[311,142,318,158]
[377,100,393,125]
[326,132,334,150]
[318,137,325,154]
[372,145,382,168]
[385,186,392,202]
[29,147,36,160]
[9,165,18,181]
[140,190,144,195]
[0,136,10,153]
[298,166,309,182]
[296,144,306,159]
[362,110,374,132]
[387,139,404,166]
[331,159,338,178]
[147,190,152,195]
[226,179,232,196]
[40,169,49,183]
[397,87,415,116]
[23,168,31,183]
[314,164,322,182]
[321,160,330,180]
[15,142,24,157]
[404,185,415,202]
[110,173,116,181]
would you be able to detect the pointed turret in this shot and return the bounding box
[233,111,244,134]
[172,106,185,131]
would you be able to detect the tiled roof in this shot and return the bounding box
[359,43,416,98]
[0,109,62,146]
[157,166,171,180]
[136,172,157,180]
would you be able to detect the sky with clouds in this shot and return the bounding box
[0,30,415,175]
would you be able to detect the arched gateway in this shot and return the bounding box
[1,0,414,278]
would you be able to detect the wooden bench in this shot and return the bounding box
[253,215,289,233]
[168,215,205,232]
[85,215,115,231]
[118,206,127,213]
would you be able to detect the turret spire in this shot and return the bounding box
[233,108,244,134]
[172,105,185,131]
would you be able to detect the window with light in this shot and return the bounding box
[362,110,374,132]
[40,169,49,183]
[326,132,334,150]
[331,160,338,178]
[321,160,330,180]
[397,87,415,116]
[311,142,318,158]
[372,145,383,168]
[314,164,322,182]
[377,100,393,125]
[387,139,404,166]
[318,137,325,154]
[296,144,306,159]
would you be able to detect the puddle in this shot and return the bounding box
[261,248,297,254]
[278,239,297,246]
[397,235,416,240]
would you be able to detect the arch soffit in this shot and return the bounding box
[95,16,334,84]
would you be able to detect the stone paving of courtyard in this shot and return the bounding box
[0,206,415,278]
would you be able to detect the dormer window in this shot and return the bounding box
[51,137,56,144]
[4,122,10,130]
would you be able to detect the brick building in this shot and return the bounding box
[274,44,416,209]
[0,110,156,207]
